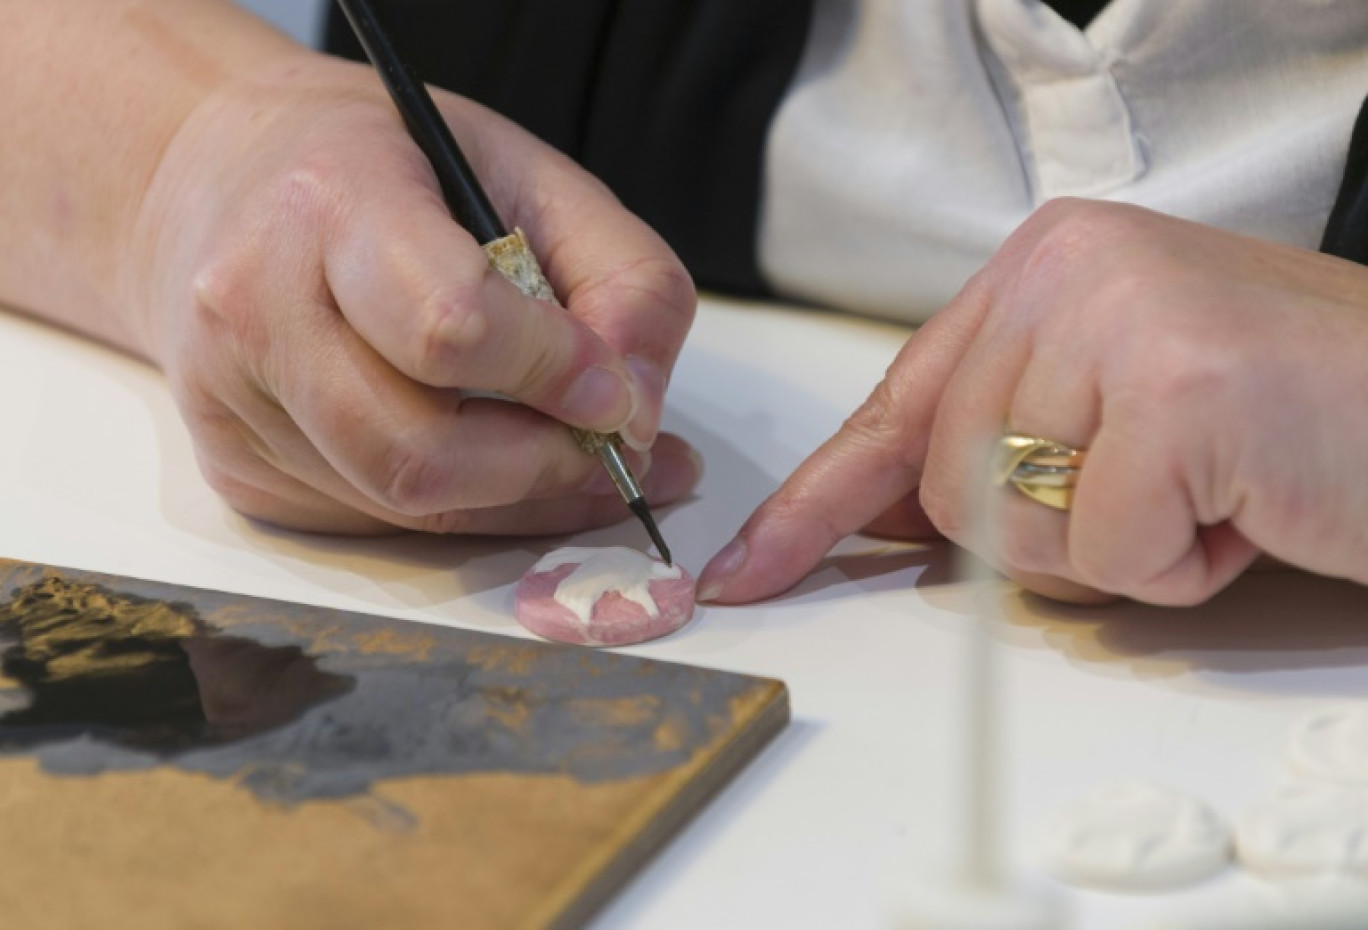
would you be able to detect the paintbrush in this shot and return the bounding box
[334,0,672,565]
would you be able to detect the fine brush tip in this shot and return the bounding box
[628,498,672,566]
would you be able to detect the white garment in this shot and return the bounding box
[759,0,1368,322]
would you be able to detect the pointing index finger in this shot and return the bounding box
[697,297,988,604]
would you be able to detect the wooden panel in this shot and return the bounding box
[0,559,789,929]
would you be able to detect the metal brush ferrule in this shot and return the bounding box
[581,431,643,503]
[484,229,652,519]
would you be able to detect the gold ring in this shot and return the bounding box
[991,432,1088,510]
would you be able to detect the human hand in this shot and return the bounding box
[128,51,698,535]
[698,199,1368,606]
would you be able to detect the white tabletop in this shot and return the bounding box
[3,296,1367,929]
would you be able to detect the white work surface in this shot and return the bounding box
[3,296,1368,929]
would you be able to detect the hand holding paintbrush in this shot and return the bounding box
[0,0,702,540]
[335,0,677,560]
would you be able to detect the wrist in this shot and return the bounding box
[0,0,311,360]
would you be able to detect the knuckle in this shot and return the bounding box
[1157,583,1218,608]
[1071,548,1130,593]
[411,283,490,382]
[372,437,449,515]
[1156,333,1236,400]
[179,388,257,459]
[995,520,1055,574]
[639,257,698,325]
[574,255,698,332]
[532,434,615,501]
[1070,544,1200,605]
[1033,196,1139,238]
[505,333,566,400]
[1016,201,1119,290]
[186,410,282,511]
[414,510,474,535]
[1136,585,1200,607]
[197,460,240,499]
[1122,325,1235,420]
[1028,195,1096,229]
[189,256,270,357]
[522,458,576,502]
[846,378,916,461]
[917,481,963,541]
[1121,574,1211,608]
[1100,547,1224,606]
[266,153,349,228]
[198,462,269,519]
[188,257,243,320]
[583,494,634,529]
[167,362,222,418]
[763,491,846,554]
[545,495,639,536]
[186,172,344,362]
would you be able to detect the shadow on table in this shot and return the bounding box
[1003,568,1368,692]
[904,553,1368,695]
[756,541,956,605]
[739,538,1368,692]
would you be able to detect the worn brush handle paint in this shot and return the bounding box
[482,229,622,457]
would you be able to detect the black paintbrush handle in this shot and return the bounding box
[335,0,507,244]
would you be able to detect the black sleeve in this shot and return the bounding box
[1041,0,1109,30]
[1321,94,1368,265]
[324,1,815,297]
[326,3,1368,291]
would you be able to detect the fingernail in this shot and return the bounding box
[621,357,665,451]
[563,366,638,430]
[697,536,747,603]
